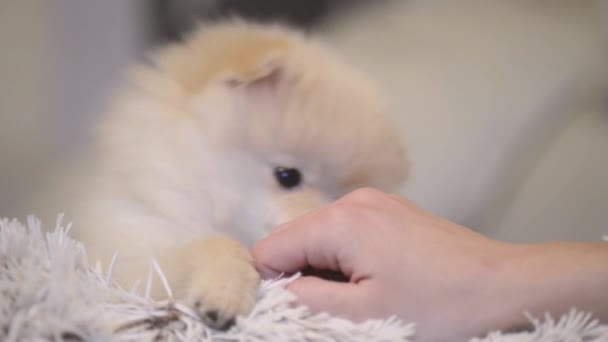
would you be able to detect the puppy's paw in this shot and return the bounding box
[178,236,259,330]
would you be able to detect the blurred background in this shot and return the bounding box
[1,0,607,243]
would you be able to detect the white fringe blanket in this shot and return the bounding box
[1,217,607,342]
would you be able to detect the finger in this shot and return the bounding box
[287,276,365,320]
[252,209,353,279]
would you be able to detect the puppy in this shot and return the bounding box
[69,22,407,329]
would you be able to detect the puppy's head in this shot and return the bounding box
[121,23,407,241]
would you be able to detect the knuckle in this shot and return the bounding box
[324,201,368,238]
[326,201,358,224]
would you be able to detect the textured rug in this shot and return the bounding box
[1,216,606,342]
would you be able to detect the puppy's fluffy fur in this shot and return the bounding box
[69,22,407,328]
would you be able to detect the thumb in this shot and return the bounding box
[287,276,365,320]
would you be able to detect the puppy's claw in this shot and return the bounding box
[192,303,236,330]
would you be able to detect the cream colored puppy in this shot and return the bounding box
[71,22,407,329]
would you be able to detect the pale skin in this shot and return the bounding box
[252,188,608,342]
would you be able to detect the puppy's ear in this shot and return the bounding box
[220,52,286,89]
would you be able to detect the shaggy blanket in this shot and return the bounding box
[1,217,607,342]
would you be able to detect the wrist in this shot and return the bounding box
[461,241,533,337]
[480,242,546,333]
[484,241,608,333]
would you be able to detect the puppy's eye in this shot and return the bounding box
[274,167,302,189]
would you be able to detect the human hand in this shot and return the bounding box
[253,188,524,341]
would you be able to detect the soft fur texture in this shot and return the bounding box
[58,22,408,328]
[2,217,607,342]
